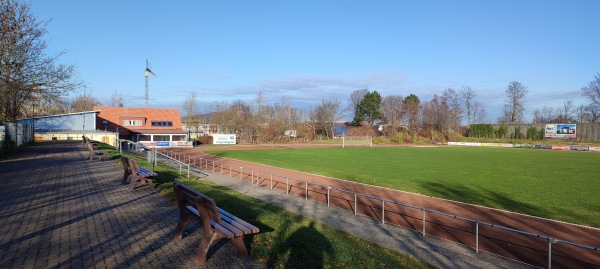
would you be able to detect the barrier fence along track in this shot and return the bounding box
[121,143,599,269]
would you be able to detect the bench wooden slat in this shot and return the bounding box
[218,213,254,235]
[210,219,237,238]
[186,206,237,238]
[218,207,260,234]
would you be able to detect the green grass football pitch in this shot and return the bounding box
[205,147,600,228]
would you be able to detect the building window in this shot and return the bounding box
[138,135,151,141]
[172,135,186,141]
[151,121,173,127]
[153,135,170,141]
[123,120,142,126]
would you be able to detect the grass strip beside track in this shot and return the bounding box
[96,143,435,269]
[206,147,600,228]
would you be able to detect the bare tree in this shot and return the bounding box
[581,74,600,122]
[560,100,574,122]
[442,88,462,129]
[223,100,253,142]
[182,91,201,137]
[0,0,79,123]
[460,86,476,125]
[581,73,600,106]
[70,90,101,112]
[381,95,404,132]
[110,90,124,107]
[420,96,439,135]
[499,81,528,123]
[313,98,341,139]
[471,100,488,124]
[459,86,488,124]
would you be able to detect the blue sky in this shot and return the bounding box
[30,1,599,121]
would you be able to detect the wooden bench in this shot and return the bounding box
[172,180,260,265]
[121,156,157,190]
[86,139,104,161]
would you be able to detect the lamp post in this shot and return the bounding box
[32,82,36,143]
[32,103,35,143]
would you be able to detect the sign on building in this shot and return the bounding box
[545,124,576,140]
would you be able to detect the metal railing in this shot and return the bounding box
[157,148,600,269]
[118,139,190,178]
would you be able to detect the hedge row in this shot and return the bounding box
[468,124,545,140]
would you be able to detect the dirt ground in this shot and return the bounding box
[168,144,600,269]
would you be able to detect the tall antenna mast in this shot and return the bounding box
[145,59,156,108]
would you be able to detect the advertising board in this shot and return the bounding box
[213,134,236,144]
[545,124,576,140]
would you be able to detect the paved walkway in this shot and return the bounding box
[0,141,534,269]
[0,141,264,269]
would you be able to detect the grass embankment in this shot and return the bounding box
[96,143,434,269]
[206,147,600,228]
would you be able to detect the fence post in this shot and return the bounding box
[187,164,190,178]
[381,201,385,224]
[240,167,243,180]
[179,163,182,175]
[270,174,273,189]
[548,238,558,269]
[286,178,289,194]
[354,193,357,215]
[422,210,426,236]
[475,222,479,253]
[305,182,308,200]
[327,187,331,207]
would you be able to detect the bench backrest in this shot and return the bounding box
[121,156,131,170]
[127,158,140,172]
[173,181,222,227]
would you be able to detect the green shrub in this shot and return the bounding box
[526,126,545,140]
[468,124,494,138]
[538,128,545,140]
[512,126,524,139]
[495,125,508,139]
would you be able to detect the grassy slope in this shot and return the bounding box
[206,147,600,227]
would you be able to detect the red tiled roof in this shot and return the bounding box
[94,106,184,135]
